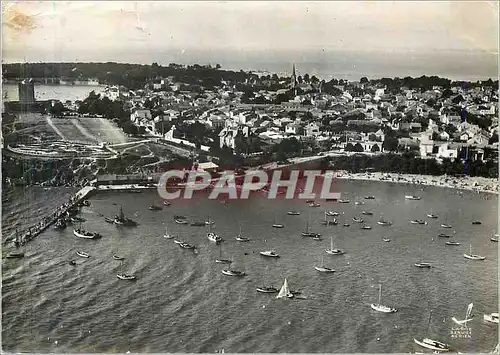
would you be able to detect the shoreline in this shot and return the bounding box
[333,171,499,195]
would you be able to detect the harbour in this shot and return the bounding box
[2,179,497,353]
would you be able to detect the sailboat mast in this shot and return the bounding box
[378,284,382,305]
[427,310,433,334]
[330,236,333,250]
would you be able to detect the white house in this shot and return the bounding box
[439,131,450,141]
[305,123,320,137]
[436,143,458,159]
[285,123,301,135]
[467,132,490,146]
[130,109,152,125]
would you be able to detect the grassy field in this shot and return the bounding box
[74,117,129,144]
[48,117,129,144]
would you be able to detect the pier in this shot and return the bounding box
[12,185,96,246]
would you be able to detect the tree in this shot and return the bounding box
[344,143,355,152]
[371,144,380,152]
[489,132,498,145]
[303,73,310,83]
[382,136,399,152]
[353,143,364,152]
[360,77,369,84]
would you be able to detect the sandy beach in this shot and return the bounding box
[334,170,499,195]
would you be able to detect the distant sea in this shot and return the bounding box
[2,84,104,103]
[3,48,498,82]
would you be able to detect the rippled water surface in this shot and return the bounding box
[2,180,498,353]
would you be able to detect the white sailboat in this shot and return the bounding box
[215,244,232,264]
[302,213,319,237]
[235,225,250,242]
[370,284,397,313]
[483,312,499,324]
[452,303,474,325]
[272,213,284,228]
[314,255,335,273]
[163,225,173,239]
[325,236,345,255]
[427,208,438,219]
[463,244,485,260]
[117,260,136,280]
[205,212,215,226]
[221,259,245,276]
[276,278,294,299]
[207,223,222,243]
[414,311,451,352]
[414,235,432,268]
[377,213,392,226]
[256,266,278,293]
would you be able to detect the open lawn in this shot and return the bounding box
[48,117,129,144]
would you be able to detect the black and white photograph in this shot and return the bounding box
[1,1,498,353]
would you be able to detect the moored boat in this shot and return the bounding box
[370,284,397,313]
[215,244,232,264]
[339,199,350,203]
[405,195,421,200]
[221,269,245,276]
[413,338,450,352]
[441,224,452,228]
[325,236,345,255]
[364,196,375,200]
[178,242,196,249]
[438,233,451,238]
[410,220,426,225]
[414,262,432,268]
[463,244,485,260]
[164,226,173,239]
[76,251,90,258]
[149,204,162,211]
[117,274,136,280]
[472,220,482,225]
[287,211,300,216]
[6,252,24,259]
[260,250,279,258]
[73,228,102,239]
[315,255,335,273]
[484,312,499,324]
[256,286,278,293]
[308,202,321,207]
[362,211,373,216]
[325,211,339,216]
[207,222,222,243]
[352,217,364,223]
[175,217,188,225]
[445,241,460,246]
[114,207,137,226]
[383,238,391,242]
[113,255,125,260]
[361,225,372,230]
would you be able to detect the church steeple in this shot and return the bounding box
[291,63,297,95]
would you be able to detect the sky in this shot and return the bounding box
[2,1,499,78]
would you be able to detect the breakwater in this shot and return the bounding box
[10,185,96,246]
